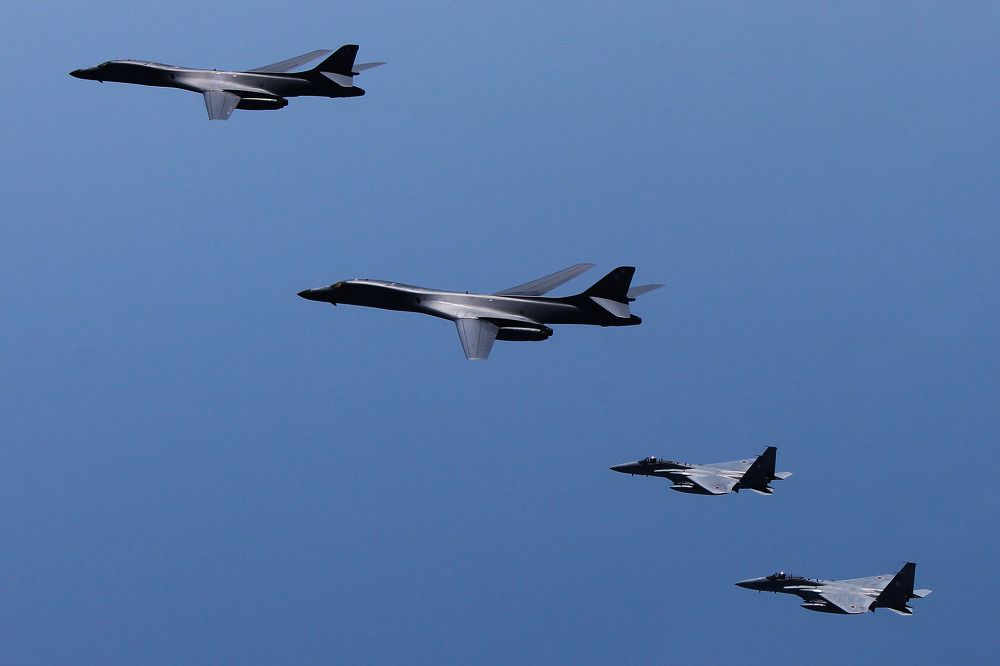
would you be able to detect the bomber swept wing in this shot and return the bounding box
[496,263,595,296]
[248,49,332,73]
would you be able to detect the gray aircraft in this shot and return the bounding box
[70,45,383,120]
[298,264,663,360]
[736,562,931,614]
[610,446,790,495]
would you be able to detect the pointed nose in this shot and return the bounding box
[70,69,86,78]
[298,287,335,302]
[297,288,324,301]
[735,578,765,589]
[610,464,630,473]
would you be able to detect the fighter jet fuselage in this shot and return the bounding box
[736,563,931,614]
[611,447,790,495]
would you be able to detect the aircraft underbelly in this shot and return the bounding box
[178,72,306,97]
[421,296,576,325]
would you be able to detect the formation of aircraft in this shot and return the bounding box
[70,45,383,120]
[610,446,791,495]
[736,562,931,614]
[68,42,931,615]
[298,264,663,359]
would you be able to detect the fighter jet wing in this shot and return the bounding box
[495,263,595,296]
[701,458,756,474]
[837,574,892,591]
[455,319,499,360]
[248,49,332,73]
[814,590,874,614]
[203,90,240,120]
[673,472,738,495]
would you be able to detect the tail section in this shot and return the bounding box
[735,447,792,494]
[580,267,635,319]
[313,45,385,88]
[582,267,635,301]
[738,446,777,492]
[314,45,359,76]
[873,562,929,614]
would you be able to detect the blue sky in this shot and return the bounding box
[3,1,998,663]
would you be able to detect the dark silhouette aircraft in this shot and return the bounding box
[736,562,931,614]
[611,446,791,495]
[298,264,663,359]
[70,45,383,120]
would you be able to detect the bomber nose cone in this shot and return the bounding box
[298,287,335,303]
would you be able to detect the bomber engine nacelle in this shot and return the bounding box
[495,325,553,342]
[236,96,288,111]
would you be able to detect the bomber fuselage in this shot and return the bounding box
[298,279,642,327]
[69,61,362,98]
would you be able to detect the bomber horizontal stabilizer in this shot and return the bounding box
[627,284,665,299]
[353,62,386,73]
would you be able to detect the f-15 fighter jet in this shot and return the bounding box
[610,446,790,495]
[70,45,383,120]
[298,264,663,360]
[736,562,931,614]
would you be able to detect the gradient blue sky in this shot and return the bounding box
[3,2,998,663]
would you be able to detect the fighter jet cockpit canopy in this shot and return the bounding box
[639,456,661,465]
[767,572,789,581]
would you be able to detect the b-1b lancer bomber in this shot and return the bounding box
[298,264,663,360]
[736,562,931,614]
[70,45,384,120]
[610,446,790,495]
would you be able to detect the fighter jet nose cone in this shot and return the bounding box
[70,69,84,78]
[735,579,757,589]
[297,289,312,299]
